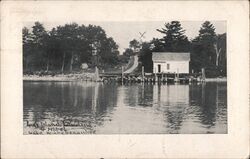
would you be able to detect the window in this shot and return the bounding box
[167,64,170,70]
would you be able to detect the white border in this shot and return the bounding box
[1,1,249,158]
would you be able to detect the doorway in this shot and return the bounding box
[157,64,161,73]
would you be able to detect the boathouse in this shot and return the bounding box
[152,52,190,74]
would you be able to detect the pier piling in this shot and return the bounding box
[201,68,206,82]
[122,66,124,84]
[142,66,144,82]
[95,66,100,82]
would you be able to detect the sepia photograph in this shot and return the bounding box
[23,21,227,134]
[1,1,249,158]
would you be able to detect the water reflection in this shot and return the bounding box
[23,82,227,134]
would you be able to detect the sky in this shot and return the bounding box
[26,21,226,54]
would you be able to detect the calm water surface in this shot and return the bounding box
[23,81,227,134]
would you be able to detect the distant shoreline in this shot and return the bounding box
[205,78,227,82]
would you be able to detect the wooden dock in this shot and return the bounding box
[90,66,206,84]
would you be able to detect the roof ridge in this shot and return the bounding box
[152,52,190,61]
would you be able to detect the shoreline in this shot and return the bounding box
[23,74,227,82]
[23,73,96,82]
[205,78,227,82]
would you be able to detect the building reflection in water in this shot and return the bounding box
[23,81,227,134]
[152,84,189,133]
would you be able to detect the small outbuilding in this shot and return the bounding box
[81,63,89,69]
[152,52,190,74]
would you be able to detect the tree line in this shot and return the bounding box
[124,21,226,77]
[23,22,120,74]
[23,21,226,77]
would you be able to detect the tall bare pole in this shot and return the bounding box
[142,66,144,82]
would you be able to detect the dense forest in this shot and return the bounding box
[124,21,227,77]
[23,22,121,74]
[23,21,226,77]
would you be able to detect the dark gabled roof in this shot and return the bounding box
[152,52,190,61]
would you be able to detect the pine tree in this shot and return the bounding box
[157,21,190,52]
[191,21,221,77]
[22,27,34,71]
[31,22,49,70]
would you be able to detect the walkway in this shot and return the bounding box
[124,55,139,74]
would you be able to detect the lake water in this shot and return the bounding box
[23,81,227,134]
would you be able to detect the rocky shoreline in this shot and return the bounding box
[23,73,96,82]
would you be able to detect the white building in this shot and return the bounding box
[152,52,190,74]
